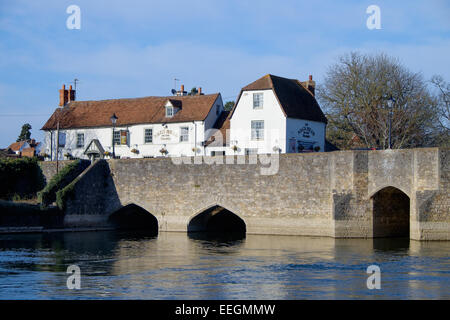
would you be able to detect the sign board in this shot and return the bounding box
[120,130,128,145]
[155,128,178,142]
[298,123,315,139]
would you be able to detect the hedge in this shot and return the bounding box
[0,157,45,200]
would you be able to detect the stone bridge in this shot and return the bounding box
[62,148,449,240]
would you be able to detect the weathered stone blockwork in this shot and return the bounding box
[62,148,449,240]
[38,160,76,184]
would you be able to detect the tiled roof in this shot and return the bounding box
[42,94,221,130]
[234,74,327,123]
[8,141,27,152]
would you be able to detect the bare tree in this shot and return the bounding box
[318,52,439,149]
[430,75,450,146]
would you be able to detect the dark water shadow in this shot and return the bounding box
[188,231,245,242]
[372,237,410,252]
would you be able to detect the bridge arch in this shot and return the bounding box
[187,204,246,235]
[371,186,410,238]
[108,203,158,235]
[369,184,411,199]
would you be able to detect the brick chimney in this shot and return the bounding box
[177,84,187,96]
[198,87,202,95]
[59,84,68,106]
[305,75,316,96]
[68,85,76,103]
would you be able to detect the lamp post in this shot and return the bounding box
[110,113,118,159]
[387,97,395,149]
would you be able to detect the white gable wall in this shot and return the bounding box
[229,89,286,155]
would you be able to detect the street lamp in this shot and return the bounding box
[110,113,118,159]
[387,97,395,149]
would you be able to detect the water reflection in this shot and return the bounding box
[0,231,448,299]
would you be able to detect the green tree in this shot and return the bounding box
[317,52,439,149]
[17,123,32,142]
[189,87,198,96]
[224,101,235,111]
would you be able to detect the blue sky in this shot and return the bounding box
[0,0,449,147]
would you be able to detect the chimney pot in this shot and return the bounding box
[59,84,69,106]
[309,75,313,81]
[68,84,76,103]
[198,87,202,95]
[181,84,184,92]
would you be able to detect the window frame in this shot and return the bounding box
[144,128,153,144]
[251,120,264,141]
[76,133,84,148]
[113,130,121,145]
[253,92,264,109]
[166,106,174,117]
[179,126,189,142]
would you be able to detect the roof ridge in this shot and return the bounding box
[67,93,219,104]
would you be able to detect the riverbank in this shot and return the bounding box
[0,200,64,232]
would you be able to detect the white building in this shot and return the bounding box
[205,74,328,155]
[41,85,225,160]
[41,75,329,160]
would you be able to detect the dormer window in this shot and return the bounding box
[166,105,174,117]
[165,99,181,117]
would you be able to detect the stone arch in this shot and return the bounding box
[371,186,410,238]
[369,184,411,199]
[187,204,246,234]
[108,203,158,235]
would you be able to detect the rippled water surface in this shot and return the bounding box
[0,231,448,299]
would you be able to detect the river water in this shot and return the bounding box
[0,231,448,299]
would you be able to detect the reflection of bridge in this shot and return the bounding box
[62,148,449,240]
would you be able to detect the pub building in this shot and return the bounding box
[41,75,328,160]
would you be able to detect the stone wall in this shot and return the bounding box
[38,160,76,184]
[62,148,450,240]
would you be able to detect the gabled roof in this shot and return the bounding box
[41,93,221,130]
[84,139,105,155]
[232,74,327,124]
[8,141,29,152]
[167,99,182,108]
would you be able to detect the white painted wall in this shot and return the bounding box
[42,91,327,159]
[43,95,225,160]
[229,89,286,155]
[44,121,211,160]
[229,89,326,155]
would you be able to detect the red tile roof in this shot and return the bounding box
[8,141,27,152]
[232,74,327,123]
[42,94,221,130]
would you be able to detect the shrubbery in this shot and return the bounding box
[0,157,45,200]
[38,160,85,207]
